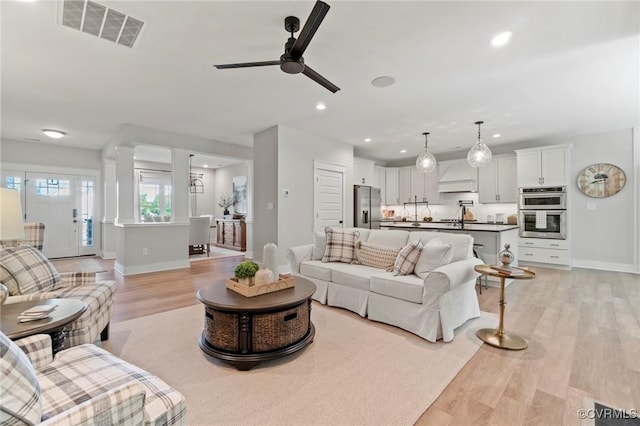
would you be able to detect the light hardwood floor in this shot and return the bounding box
[52,256,640,425]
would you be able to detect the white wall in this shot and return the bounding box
[1,138,102,169]
[190,166,216,217]
[570,128,638,272]
[253,126,279,263]
[251,125,354,265]
[214,162,249,218]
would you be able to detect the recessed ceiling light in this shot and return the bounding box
[42,129,66,139]
[203,165,209,168]
[371,76,395,88]
[490,31,512,48]
[364,138,371,142]
[315,103,326,110]
[493,133,501,138]
[400,149,407,153]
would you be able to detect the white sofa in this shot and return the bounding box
[287,228,483,342]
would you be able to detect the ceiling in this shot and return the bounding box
[1,1,638,165]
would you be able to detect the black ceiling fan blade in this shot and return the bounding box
[214,60,280,69]
[302,65,340,93]
[289,1,330,58]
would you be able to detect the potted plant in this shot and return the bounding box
[234,260,259,286]
[217,194,235,216]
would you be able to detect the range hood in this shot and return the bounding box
[437,159,478,193]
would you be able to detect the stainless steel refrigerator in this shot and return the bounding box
[354,185,381,229]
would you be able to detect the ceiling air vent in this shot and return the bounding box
[61,0,144,48]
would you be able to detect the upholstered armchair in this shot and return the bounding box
[0,245,116,346]
[0,332,186,425]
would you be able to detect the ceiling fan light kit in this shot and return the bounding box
[416,132,437,173]
[467,121,492,167]
[213,1,340,93]
[42,129,66,139]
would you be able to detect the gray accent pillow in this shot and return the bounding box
[0,246,60,295]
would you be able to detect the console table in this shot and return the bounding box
[215,219,246,251]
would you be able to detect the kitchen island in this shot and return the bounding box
[381,222,520,287]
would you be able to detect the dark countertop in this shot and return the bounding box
[380,222,519,232]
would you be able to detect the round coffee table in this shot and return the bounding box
[197,277,316,370]
[474,264,536,350]
[1,298,88,354]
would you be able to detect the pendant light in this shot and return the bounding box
[467,121,492,167]
[416,132,437,173]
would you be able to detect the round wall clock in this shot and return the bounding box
[576,163,626,198]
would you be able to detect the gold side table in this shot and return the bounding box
[474,264,535,350]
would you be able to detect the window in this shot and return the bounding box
[6,176,22,191]
[81,180,94,246]
[36,179,71,197]
[137,170,172,221]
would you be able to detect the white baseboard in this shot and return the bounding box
[114,259,189,276]
[571,259,640,274]
[101,251,116,259]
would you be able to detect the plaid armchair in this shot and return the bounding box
[1,332,187,425]
[0,222,45,251]
[0,245,116,347]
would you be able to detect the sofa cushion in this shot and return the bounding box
[0,331,43,425]
[0,245,61,295]
[355,241,400,270]
[300,260,332,281]
[414,238,454,279]
[366,230,409,249]
[410,231,473,262]
[370,272,424,304]
[330,263,380,291]
[311,231,327,260]
[322,228,360,263]
[392,240,423,276]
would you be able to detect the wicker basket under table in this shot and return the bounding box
[196,277,316,371]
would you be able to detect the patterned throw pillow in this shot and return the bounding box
[0,246,61,295]
[355,241,401,270]
[322,228,360,263]
[414,238,454,279]
[392,240,424,276]
[0,332,43,425]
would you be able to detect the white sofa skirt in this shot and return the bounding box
[368,278,480,343]
[327,282,369,317]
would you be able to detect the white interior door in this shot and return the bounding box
[314,162,345,231]
[25,173,79,258]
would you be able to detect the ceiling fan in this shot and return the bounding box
[213,1,340,93]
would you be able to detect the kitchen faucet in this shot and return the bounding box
[459,205,466,229]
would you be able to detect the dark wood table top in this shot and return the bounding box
[1,298,88,340]
[197,276,316,312]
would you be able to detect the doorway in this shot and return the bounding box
[313,161,345,231]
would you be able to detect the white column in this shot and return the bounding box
[102,158,117,222]
[115,145,135,224]
[172,148,190,223]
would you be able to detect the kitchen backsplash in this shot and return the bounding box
[382,192,517,223]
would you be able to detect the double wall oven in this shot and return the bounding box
[519,187,567,239]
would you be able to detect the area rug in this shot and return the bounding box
[103,303,496,426]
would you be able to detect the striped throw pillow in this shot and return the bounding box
[322,228,360,263]
[355,241,401,270]
[392,240,424,276]
[0,246,61,295]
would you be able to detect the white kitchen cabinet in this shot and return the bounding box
[373,165,385,203]
[478,155,517,203]
[398,167,412,203]
[518,237,571,267]
[384,167,399,205]
[515,145,570,187]
[410,166,440,204]
[353,158,375,186]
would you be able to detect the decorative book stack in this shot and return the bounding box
[490,265,526,276]
[18,304,58,322]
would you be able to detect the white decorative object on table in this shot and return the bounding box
[263,242,279,281]
[254,268,273,286]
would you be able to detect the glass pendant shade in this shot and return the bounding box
[416,132,437,173]
[467,121,492,167]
